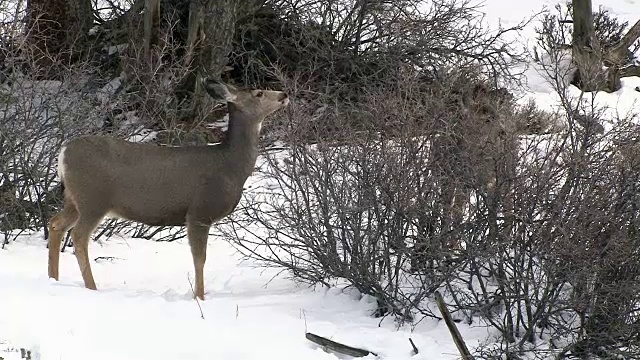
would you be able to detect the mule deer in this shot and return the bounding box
[47,78,289,300]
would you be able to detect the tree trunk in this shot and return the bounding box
[26,0,93,74]
[201,0,239,78]
[177,0,266,124]
[572,0,594,48]
[116,0,264,139]
[571,0,608,92]
[571,0,640,92]
[179,0,238,93]
[143,0,161,56]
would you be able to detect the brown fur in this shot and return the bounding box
[47,79,289,300]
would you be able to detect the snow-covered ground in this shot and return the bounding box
[0,232,496,360]
[1,0,639,359]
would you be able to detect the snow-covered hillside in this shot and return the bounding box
[1,0,639,359]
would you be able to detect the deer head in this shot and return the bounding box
[203,78,289,119]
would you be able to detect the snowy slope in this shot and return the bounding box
[1,0,639,359]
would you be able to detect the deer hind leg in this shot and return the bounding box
[71,213,104,290]
[440,183,468,251]
[447,188,469,250]
[48,201,79,281]
[187,221,210,300]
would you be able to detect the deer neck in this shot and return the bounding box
[223,104,263,173]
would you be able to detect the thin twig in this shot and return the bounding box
[187,273,205,319]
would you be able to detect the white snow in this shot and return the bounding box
[1,0,640,359]
[1,234,486,360]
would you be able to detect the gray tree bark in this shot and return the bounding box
[26,0,93,71]
[181,0,253,89]
[172,0,239,123]
[178,0,265,122]
[136,0,265,130]
[571,0,640,92]
[571,0,610,91]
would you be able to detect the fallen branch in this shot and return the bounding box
[305,332,377,357]
[605,19,640,66]
[409,338,419,355]
[619,64,640,78]
[94,256,124,263]
[435,291,473,360]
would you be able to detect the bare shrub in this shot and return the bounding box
[467,112,640,358]
[222,67,640,357]
[229,0,529,101]
[220,73,443,321]
[440,12,640,357]
[0,60,104,241]
[220,3,640,354]
[216,64,551,324]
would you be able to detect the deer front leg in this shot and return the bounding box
[48,203,79,281]
[187,221,210,300]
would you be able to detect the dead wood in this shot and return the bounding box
[570,0,640,92]
[620,64,640,78]
[143,0,161,56]
[435,291,473,360]
[409,338,419,355]
[305,332,377,357]
[604,19,640,66]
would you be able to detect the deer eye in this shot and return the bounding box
[256,91,264,98]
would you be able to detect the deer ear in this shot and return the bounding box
[202,78,237,102]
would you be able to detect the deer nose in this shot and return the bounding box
[279,93,289,106]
